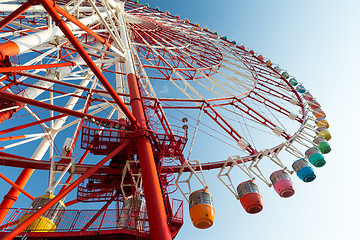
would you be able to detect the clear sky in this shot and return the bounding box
[0,1,359,240]
[139,0,360,239]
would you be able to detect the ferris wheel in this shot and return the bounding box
[0,0,332,239]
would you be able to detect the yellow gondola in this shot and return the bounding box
[18,193,65,232]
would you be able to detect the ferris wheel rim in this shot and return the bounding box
[0,1,333,239]
[0,0,311,166]
[0,0,324,225]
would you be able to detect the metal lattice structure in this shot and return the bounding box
[0,0,331,239]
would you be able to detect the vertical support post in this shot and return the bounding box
[128,73,171,240]
[117,2,171,239]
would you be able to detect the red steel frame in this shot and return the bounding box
[0,0,34,31]
[0,1,309,239]
[0,1,174,239]
[0,0,136,236]
[2,141,131,239]
[127,72,172,239]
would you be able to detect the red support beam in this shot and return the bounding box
[2,141,131,239]
[234,99,291,140]
[0,153,123,175]
[0,172,34,200]
[0,90,118,126]
[19,72,89,92]
[40,0,137,125]
[255,82,293,103]
[81,192,117,231]
[0,168,36,224]
[0,114,66,136]
[0,89,116,223]
[0,0,33,31]
[0,62,75,73]
[18,72,130,100]
[248,91,303,123]
[53,4,114,50]
[127,73,172,240]
[203,102,257,154]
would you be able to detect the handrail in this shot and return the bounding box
[0,204,183,233]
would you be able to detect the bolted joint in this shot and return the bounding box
[54,18,65,27]
[135,128,150,138]
[3,194,17,202]
[29,0,41,5]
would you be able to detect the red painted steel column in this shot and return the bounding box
[0,172,34,200]
[0,169,34,223]
[0,0,33,31]
[127,73,171,240]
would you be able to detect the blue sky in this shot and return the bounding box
[139,0,360,239]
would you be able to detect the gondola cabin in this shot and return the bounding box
[292,159,316,182]
[274,66,281,73]
[18,194,65,232]
[309,99,321,110]
[270,170,295,198]
[189,189,215,229]
[305,147,326,168]
[296,84,306,93]
[289,77,298,86]
[236,181,263,214]
[303,92,314,101]
[313,108,326,118]
[317,126,331,141]
[315,117,330,129]
[281,72,290,79]
[313,136,331,154]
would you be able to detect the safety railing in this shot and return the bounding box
[0,199,183,233]
[0,208,149,233]
[171,199,183,222]
[81,124,187,157]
